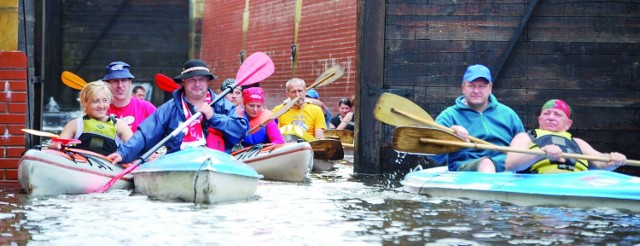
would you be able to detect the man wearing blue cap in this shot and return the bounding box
[104,61,156,133]
[433,64,525,173]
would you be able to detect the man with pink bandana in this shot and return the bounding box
[103,61,157,132]
[505,99,627,173]
[240,87,285,147]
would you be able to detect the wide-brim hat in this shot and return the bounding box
[103,61,135,80]
[173,59,217,83]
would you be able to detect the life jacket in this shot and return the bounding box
[73,115,120,156]
[523,129,589,174]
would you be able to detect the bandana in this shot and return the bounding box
[541,99,572,118]
[242,87,265,105]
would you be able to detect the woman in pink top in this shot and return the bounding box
[240,87,284,147]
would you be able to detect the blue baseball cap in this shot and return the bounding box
[463,64,492,83]
[306,89,320,99]
[103,61,135,80]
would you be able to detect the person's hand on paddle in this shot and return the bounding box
[450,125,470,142]
[196,103,214,119]
[540,144,565,163]
[605,152,627,168]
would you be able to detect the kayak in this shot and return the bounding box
[232,142,313,182]
[18,147,133,196]
[280,125,344,172]
[132,147,262,204]
[402,166,640,212]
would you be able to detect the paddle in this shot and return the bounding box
[154,73,181,92]
[21,129,60,138]
[248,97,297,134]
[374,92,493,145]
[61,71,88,90]
[309,139,344,160]
[253,64,344,134]
[393,126,640,167]
[98,52,275,192]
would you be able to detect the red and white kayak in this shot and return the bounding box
[18,148,133,196]
[232,142,314,182]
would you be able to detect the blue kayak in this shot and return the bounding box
[401,166,640,212]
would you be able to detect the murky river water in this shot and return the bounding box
[2,159,640,245]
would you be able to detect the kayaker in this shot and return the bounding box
[219,78,243,116]
[107,59,249,164]
[240,87,285,147]
[103,61,157,132]
[51,81,133,156]
[273,78,326,139]
[305,89,332,127]
[505,99,627,173]
[432,64,525,173]
[329,97,355,131]
[131,85,147,100]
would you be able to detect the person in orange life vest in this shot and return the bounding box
[505,99,627,173]
[108,59,249,164]
[51,81,133,156]
[240,87,285,147]
[219,78,243,116]
[103,61,156,132]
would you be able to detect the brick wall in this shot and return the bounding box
[200,0,356,114]
[0,51,27,182]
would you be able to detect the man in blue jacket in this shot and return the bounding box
[433,64,524,173]
[108,59,248,164]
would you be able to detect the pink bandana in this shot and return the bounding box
[242,87,265,105]
[541,99,572,118]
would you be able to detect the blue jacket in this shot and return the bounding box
[116,88,248,163]
[433,94,524,172]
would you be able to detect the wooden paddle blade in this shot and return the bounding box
[393,126,464,154]
[21,128,60,138]
[310,139,344,160]
[61,71,88,90]
[155,73,181,92]
[308,64,345,89]
[374,92,434,127]
[235,52,275,86]
[324,129,353,144]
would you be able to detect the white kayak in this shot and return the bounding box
[233,142,314,182]
[132,147,262,204]
[18,148,133,196]
[402,166,640,212]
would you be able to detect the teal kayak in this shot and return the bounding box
[401,166,640,212]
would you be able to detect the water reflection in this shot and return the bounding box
[2,164,640,245]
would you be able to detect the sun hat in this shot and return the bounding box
[463,64,492,84]
[103,61,135,80]
[173,59,217,83]
[541,99,572,119]
[242,87,264,105]
[221,78,241,91]
[305,89,320,99]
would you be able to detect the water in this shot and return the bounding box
[2,161,640,245]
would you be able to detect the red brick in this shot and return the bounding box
[0,92,27,102]
[4,81,27,92]
[8,103,25,113]
[6,147,25,158]
[0,114,26,124]
[0,103,5,112]
[0,52,27,68]
[4,169,18,180]
[0,159,19,169]
[7,125,24,135]
[0,71,27,80]
[0,136,25,146]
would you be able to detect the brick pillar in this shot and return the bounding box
[0,51,27,182]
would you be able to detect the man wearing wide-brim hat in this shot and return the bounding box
[109,59,249,164]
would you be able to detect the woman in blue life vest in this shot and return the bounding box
[51,81,133,156]
[240,87,285,147]
[505,99,627,173]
